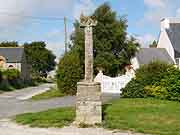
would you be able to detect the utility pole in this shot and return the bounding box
[64,16,67,53]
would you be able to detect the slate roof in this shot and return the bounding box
[136,48,175,65]
[0,47,24,62]
[166,23,180,58]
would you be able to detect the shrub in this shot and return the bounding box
[122,61,172,98]
[121,61,180,101]
[121,79,147,98]
[144,85,168,99]
[56,50,83,95]
[0,69,21,90]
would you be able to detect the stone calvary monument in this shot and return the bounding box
[75,14,102,125]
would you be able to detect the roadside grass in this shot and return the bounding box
[31,87,65,100]
[103,98,180,135]
[15,107,75,128]
[14,98,180,135]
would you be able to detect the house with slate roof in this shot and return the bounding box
[129,18,180,71]
[130,48,175,70]
[158,18,180,68]
[0,47,30,80]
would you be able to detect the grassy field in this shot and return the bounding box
[103,98,180,135]
[15,107,75,128]
[31,87,65,100]
[14,98,180,135]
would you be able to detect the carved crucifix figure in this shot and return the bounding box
[80,14,97,82]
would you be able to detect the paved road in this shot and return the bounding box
[0,84,75,119]
[0,84,119,119]
[0,85,143,135]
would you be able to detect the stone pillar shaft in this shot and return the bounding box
[85,26,93,82]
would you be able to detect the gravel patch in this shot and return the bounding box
[0,119,149,135]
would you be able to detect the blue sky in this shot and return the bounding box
[0,0,180,58]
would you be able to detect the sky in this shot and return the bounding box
[0,0,180,58]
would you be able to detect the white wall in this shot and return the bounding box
[94,71,132,94]
[6,63,21,71]
[157,30,175,62]
[158,18,175,62]
[130,57,140,70]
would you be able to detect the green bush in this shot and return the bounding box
[144,85,168,99]
[56,50,83,95]
[121,79,147,98]
[3,69,20,81]
[121,61,180,101]
[122,61,172,98]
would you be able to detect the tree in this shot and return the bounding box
[57,3,139,94]
[24,42,56,77]
[0,41,19,47]
[70,3,139,76]
[149,40,157,48]
[56,49,83,95]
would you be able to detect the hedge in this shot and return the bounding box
[122,61,180,101]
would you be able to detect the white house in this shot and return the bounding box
[158,18,180,68]
[130,48,175,71]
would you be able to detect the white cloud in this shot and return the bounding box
[138,0,177,26]
[0,0,74,28]
[144,0,165,8]
[176,8,180,17]
[47,41,65,59]
[0,0,76,57]
[73,0,95,19]
[46,29,64,39]
[135,34,156,47]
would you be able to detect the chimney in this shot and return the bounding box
[160,18,170,31]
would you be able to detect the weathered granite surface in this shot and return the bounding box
[76,15,102,125]
[76,82,102,124]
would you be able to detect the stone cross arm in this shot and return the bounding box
[80,14,97,27]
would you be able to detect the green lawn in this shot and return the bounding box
[103,98,180,135]
[31,87,65,100]
[14,98,180,135]
[15,107,75,128]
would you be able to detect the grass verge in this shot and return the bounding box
[14,98,180,135]
[15,107,75,128]
[103,98,180,135]
[31,87,65,100]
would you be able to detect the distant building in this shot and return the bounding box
[0,47,30,80]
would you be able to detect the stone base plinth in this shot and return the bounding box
[76,82,102,125]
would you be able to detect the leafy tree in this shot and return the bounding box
[149,40,157,48]
[0,41,19,47]
[57,3,139,94]
[23,42,56,77]
[70,3,139,76]
[56,49,83,95]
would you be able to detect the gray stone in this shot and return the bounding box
[76,82,102,125]
[75,14,102,125]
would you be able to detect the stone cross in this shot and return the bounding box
[80,14,97,82]
[76,14,101,125]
